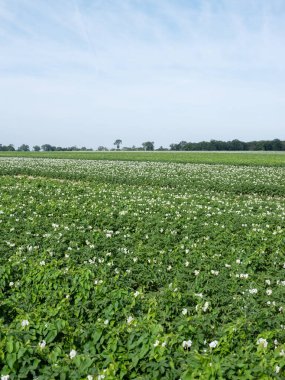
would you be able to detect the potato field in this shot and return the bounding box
[1,154,285,379]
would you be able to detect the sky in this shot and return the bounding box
[0,0,285,149]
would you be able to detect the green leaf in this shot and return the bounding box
[17,347,26,360]
[6,338,13,354]
[45,329,58,343]
[7,352,17,369]
[92,329,102,344]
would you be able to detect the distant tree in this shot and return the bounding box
[255,141,265,151]
[114,139,122,150]
[97,146,108,151]
[142,141,154,151]
[177,141,188,151]
[230,139,246,151]
[41,144,55,151]
[272,139,283,151]
[3,143,15,151]
[156,146,168,151]
[33,145,41,151]
[169,143,179,151]
[41,144,50,151]
[7,144,15,151]
[263,141,273,151]
[18,144,30,151]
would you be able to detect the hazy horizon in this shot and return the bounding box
[1,0,285,149]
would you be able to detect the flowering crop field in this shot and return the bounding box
[1,150,285,167]
[1,157,285,379]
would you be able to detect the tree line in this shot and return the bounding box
[0,139,285,152]
[169,138,285,151]
[0,144,93,151]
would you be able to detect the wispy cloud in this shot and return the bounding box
[0,0,285,147]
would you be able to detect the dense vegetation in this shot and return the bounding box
[1,138,285,152]
[1,155,285,379]
[1,151,285,167]
[169,138,285,151]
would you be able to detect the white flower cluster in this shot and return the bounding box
[235,273,249,279]
[209,340,218,348]
[182,340,192,349]
[153,340,166,348]
[69,349,77,359]
[39,340,46,349]
[21,319,29,327]
[202,301,210,312]
[127,316,134,324]
[248,288,258,294]
[257,338,268,348]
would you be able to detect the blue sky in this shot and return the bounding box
[1,0,285,149]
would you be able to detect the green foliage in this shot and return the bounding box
[0,157,285,378]
[142,141,154,151]
[0,150,285,166]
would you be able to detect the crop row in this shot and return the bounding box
[1,157,285,196]
[1,151,285,167]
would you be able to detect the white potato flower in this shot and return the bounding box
[21,319,29,327]
[202,301,209,312]
[209,340,218,348]
[69,349,77,359]
[39,340,46,349]
[182,340,192,349]
[257,338,268,348]
[249,288,258,294]
[127,316,134,324]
